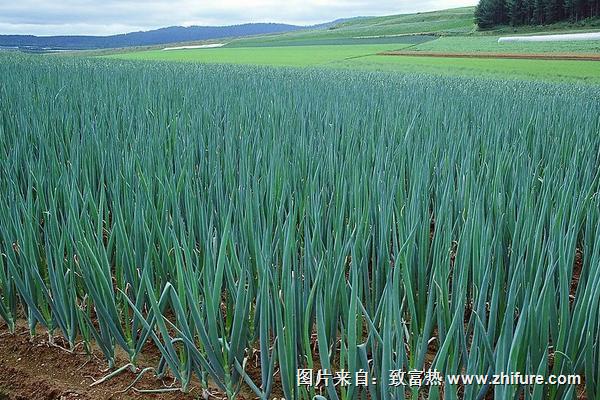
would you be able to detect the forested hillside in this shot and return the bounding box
[475,0,600,27]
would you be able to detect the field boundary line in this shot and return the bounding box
[378,50,600,61]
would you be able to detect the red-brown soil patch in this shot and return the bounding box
[0,321,220,400]
[378,51,600,61]
[570,248,583,301]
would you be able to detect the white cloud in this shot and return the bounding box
[0,0,476,36]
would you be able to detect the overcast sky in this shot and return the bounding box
[0,0,477,36]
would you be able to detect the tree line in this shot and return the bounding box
[475,0,600,27]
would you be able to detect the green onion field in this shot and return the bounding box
[1,53,599,399]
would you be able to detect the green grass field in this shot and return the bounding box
[224,34,436,48]
[109,42,600,83]
[343,54,600,83]
[409,35,600,54]
[107,6,600,84]
[110,44,410,66]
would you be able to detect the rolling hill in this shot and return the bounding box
[0,23,306,51]
[0,8,477,52]
[225,7,477,47]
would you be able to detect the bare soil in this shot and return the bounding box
[378,51,600,61]
[0,321,220,400]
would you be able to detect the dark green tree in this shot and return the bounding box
[533,0,547,22]
[475,0,496,27]
[477,0,597,27]
[476,0,509,27]
[577,0,596,17]
[509,0,527,24]
[564,0,577,19]
[544,0,564,23]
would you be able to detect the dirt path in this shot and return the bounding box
[379,51,600,61]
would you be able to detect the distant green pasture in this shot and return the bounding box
[110,43,600,83]
[336,54,600,83]
[410,35,600,54]
[109,44,410,66]
[224,35,436,48]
